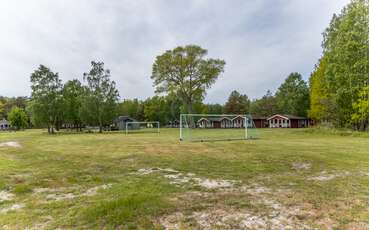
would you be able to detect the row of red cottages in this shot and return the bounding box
[197,114,312,128]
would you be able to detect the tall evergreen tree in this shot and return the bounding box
[275,72,309,117]
[250,90,277,117]
[224,90,250,114]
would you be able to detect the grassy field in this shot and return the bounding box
[0,128,369,229]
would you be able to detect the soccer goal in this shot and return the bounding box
[125,121,160,134]
[179,114,258,142]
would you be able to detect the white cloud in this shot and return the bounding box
[0,0,350,103]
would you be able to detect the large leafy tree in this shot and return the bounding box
[8,106,28,130]
[30,65,63,134]
[308,57,334,122]
[250,90,277,117]
[62,79,84,130]
[151,45,225,113]
[224,90,250,114]
[322,0,369,126]
[351,85,369,131]
[80,61,120,133]
[275,72,309,117]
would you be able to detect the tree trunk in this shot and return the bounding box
[99,118,103,133]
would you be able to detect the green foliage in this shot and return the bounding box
[275,72,309,117]
[8,106,28,130]
[0,101,4,118]
[151,45,225,113]
[144,96,169,124]
[30,65,63,133]
[250,90,277,117]
[203,103,224,114]
[322,0,369,126]
[308,57,333,122]
[80,61,120,133]
[62,79,84,130]
[224,90,250,114]
[0,96,29,119]
[351,85,369,130]
[119,99,145,121]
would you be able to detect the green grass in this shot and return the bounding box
[0,128,368,229]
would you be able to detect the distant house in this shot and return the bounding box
[0,119,10,130]
[195,114,310,129]
[267,114,310,128]
[197,115,253,128]
[253,116,268,128]
[113,116,137,130]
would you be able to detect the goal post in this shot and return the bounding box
[179,114,258,142]
[125,121,160,134]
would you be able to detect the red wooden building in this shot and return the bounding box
[267,114,310,128]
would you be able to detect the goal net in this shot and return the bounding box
[180,114,258,142]
[125,121,160,134]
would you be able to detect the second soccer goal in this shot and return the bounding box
[180,114,258,141]
[125,121,160,134]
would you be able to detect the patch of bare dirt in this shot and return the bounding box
[292,162,311,170]
[82,183,112,196]
[159,212,187,230]
[46,193,76,201]
[0,141,21,148]
[34,183,112,202]
[159,183,327,229]
[135,167,179,175]
[0,203,25,213]
[308,171,350,181]
[193,178,235,189]
[0,191,14,202]
[136,168,237,190]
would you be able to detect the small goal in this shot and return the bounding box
[180,114,257,142]
[125,121,160,134]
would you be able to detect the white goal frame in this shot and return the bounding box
[125,121,160,134]
[179,114,256,141]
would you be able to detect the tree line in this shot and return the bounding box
[309,0,369,130]
[120,71,309,124]
[0,0,367,132]
[27,62,119,133]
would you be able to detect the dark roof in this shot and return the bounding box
[283,114,307,119]
[115,116,137,122]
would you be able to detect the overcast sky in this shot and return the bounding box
[0,0,350,103]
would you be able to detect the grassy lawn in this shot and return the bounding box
[0,128,369,229]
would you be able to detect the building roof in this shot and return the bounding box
[267,114,307,120]
[0,119,9,125]
[198,117,232,122]
[114,116,137,122]
[197,115,266,122]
